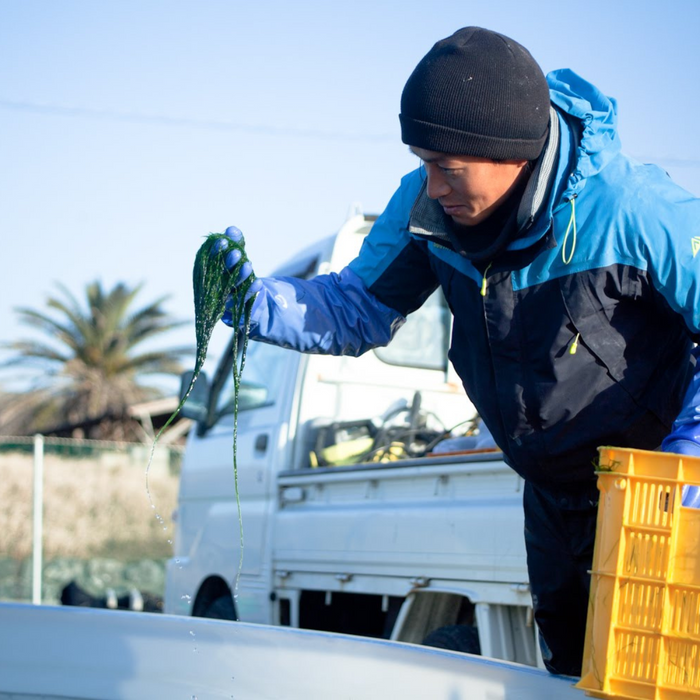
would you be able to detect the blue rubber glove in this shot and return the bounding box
[216,226,262,327]
[661,354,700,507]
[662,424,700,508]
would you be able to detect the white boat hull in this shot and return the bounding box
[0,603,580,699]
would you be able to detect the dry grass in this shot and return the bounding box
[0,442,180,562]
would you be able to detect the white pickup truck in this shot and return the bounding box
[164,213,540,668]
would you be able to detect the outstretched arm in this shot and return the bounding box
[220,169,436,357]
[243,267,407,356]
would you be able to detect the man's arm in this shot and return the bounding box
[662,348,700,456]
[227,168,436,357]
[246,267,407,356]
[641,175,700,504]
[662,350,700,506]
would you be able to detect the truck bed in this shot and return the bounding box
[275,452,528,598]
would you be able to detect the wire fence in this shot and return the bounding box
[0,435,182,606]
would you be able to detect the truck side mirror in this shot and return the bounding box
[178,370,210,423]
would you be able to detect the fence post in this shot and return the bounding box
[32,434,44,604]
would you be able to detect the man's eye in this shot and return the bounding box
[440,167,459,175]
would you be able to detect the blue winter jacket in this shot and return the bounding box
[246,69,700,490]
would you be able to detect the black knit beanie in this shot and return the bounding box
[400,27,550,161]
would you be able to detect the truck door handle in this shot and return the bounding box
[255,434,268,453]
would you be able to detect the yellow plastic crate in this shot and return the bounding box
[578,447,700,700]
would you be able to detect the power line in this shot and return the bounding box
[631,155,700,169]
[2,98,700,167]
[0,98,396,143]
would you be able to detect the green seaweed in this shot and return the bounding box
[146,232,257,607]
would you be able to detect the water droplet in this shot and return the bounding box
[181,594,191,601]
[189,630,196,638]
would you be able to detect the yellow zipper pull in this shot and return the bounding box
[569,332,580,355]
[480,262,493,297]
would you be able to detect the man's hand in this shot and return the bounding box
[217,226,262,327]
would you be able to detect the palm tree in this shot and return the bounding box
[1,280,193,440]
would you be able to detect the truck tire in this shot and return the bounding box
[421,624,481,655]
[201,594,236,621]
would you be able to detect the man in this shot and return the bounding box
[217,27,700,675]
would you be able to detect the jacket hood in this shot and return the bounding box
[547,68,621,200]
[487,69,623,253]
[407,69,623,259]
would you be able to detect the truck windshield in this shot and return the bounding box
[214,340,291,421]
[373,290,450,371]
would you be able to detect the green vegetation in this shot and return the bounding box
[159,232,257,436]
[146,232,257,594]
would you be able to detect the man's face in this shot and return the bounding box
[410,147,529,227]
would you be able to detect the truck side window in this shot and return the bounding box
[373,291,450,371]
[214,341,290,422]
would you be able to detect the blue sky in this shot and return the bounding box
[2,0,699,394]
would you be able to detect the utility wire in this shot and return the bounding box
[631,155,700,169]
[0,98,396,143]
[2,98,700,167]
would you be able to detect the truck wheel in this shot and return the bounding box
[201,594,236,621]
[421,624,481,655]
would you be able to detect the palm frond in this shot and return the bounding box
[2,279,194,439]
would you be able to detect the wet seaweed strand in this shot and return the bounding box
[146,232,257,604]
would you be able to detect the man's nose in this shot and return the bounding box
[426,167,451,200]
